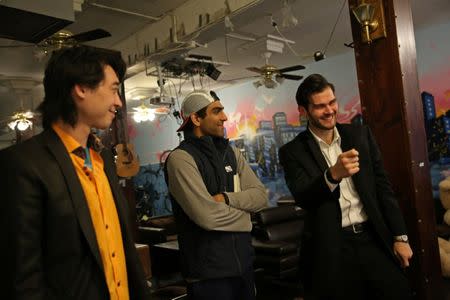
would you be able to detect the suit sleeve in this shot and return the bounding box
[0,148,46,300]
[224,147,269,213]
[278,143,339,211]
[366,126,407,235]
[166,149,252,232]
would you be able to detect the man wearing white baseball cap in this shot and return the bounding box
[165,90,268,300]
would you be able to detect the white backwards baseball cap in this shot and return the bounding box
[176,90,218,132]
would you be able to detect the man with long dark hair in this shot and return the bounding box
[0,45,150,300]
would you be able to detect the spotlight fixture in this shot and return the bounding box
[351,0,386,44]
[313,51,325,62]
[311,0,346,62]
[206,63,221,80]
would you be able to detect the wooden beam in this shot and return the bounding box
[347,0,443,299]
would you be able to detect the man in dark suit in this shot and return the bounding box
[0,46,150,300]
[278,74,413,300]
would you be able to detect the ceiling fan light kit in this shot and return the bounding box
[8,118,32,131]
[6,110,35,131]
[0,28,112,56]
[247,51,305,89]
[132,104,156,123]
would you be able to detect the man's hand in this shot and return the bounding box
[212,194,225,203]
[393,242,413,268]
[329,149,360,181]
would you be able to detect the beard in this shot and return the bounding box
[199,123,225,138]
[307,113,336,131]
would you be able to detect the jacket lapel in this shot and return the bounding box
[336,124,352,152]
[42,130,104,271]
[304,130,329,172]
[336,124,364,193]
[101,151,127,226]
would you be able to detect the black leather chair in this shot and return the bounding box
[252,205,306,299]
[137,215,178,246]
[136,242,186,300]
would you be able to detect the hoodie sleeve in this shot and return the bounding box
[224,147,269,213]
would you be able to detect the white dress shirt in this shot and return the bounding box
[309,127,368,227]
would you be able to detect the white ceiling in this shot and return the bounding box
[0,0,449,125]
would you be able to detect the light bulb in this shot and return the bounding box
[17,120,31,131]
[133,113,143,123]
[148,111,155,121]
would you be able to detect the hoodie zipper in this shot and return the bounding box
[223,148,243,274]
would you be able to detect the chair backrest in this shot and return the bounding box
[253,205,306,242]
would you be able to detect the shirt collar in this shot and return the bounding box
[308,126,341,147]
[52,123,104,155]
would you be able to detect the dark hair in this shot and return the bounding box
[38,45,126,129]
[182,105,208,132]
[295,74,335,108]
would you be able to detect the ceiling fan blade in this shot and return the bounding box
[0,44,35,48]
[278,65,306,73]
[246,67,262,73]
[279,74,304,80]
[69,29,111,43]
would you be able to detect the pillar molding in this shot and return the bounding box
[347,0,443,298]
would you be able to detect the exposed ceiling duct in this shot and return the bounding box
[113,0,266,76]
[0,0,74,43]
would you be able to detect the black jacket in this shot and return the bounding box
[278,124,407,297]
[0,129,150,300]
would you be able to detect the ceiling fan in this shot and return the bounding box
[131,103,172,123]
[0,29,111,57]
[0,109,40,132]
[246,52,305,89]
[128,66,177,123]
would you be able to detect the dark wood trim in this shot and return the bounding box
[348,0,442,298]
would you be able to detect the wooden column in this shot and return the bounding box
[119,83,139,240]
[347,0,442,299]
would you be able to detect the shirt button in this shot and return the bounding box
[117,281,121,287]
[112,252,115,258]
[105,224,109,229]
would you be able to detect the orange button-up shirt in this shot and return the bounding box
[53,124,129,300]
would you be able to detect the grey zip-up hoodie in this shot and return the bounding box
[165,135,268,280]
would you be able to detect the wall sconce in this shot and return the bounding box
[351,0,386,44]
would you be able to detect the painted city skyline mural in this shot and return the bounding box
[132,21,450,219]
